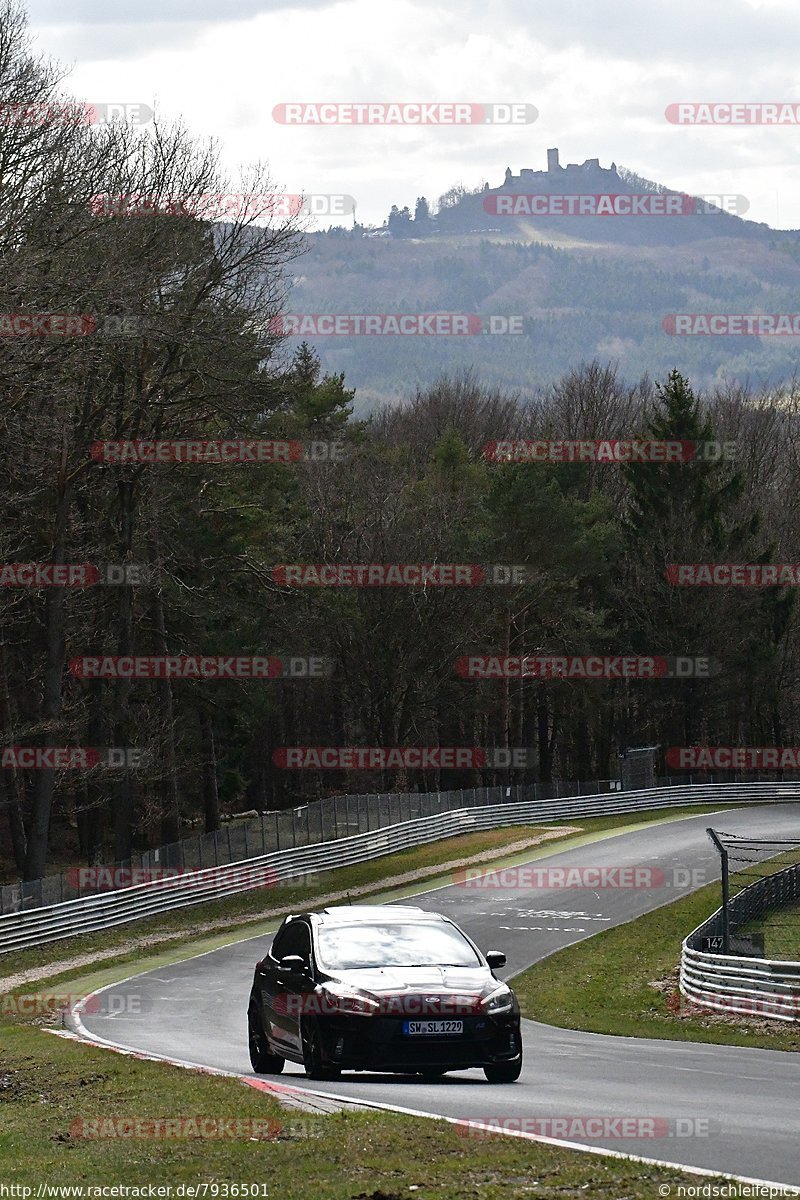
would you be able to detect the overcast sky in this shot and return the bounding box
[21,0,800,230]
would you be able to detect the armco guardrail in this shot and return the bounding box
[3,771,796,916]
[2,779,800,955]
[4,778,627,915]
[680,862,800,1022]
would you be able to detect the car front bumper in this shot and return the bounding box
[315,1013,522,1072]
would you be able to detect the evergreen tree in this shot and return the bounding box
[618,370,775,747]
[414,196,431,225]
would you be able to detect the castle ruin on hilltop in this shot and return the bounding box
[500,147,619,190]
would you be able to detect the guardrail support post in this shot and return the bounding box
[707,827,730,954]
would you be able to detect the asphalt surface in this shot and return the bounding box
[79,806,800,1185]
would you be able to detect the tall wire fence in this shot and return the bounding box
[706,829,800,960]
[1,772,793,917]
[2,778,618,914]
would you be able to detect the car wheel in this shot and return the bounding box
[248,1000,285,1074]
[483,1057,522,1083]
[301,1019,341,1081]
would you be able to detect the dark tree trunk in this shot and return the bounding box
[112,479,136,862]
[151,576,180,847]
[81,677,107,866]
[0,643,27,872]
[537,692,552,783]
[24,448,70,881]
[199,706,220,834]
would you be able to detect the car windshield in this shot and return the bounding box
[316,921,482,970]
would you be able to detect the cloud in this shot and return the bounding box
[465,0,800,68]
[22,0,339,59]
[18,0,800,228]
[24,0,335,22]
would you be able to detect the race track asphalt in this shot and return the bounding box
[78,806,800,1186]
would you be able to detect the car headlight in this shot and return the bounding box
[481,984,514,1016]
[317,983,380,1016]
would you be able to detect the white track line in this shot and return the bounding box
[51,810,800,1195]
[63,991,800,1194]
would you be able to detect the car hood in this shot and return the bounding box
[330,965,495,996]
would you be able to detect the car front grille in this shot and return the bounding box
[321,1014,520,1068]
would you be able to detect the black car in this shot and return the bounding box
[247,904,523,1082]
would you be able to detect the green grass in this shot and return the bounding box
[739,897,800,960]
[0,1022,737,1196]
[0,806,781,1195]
[732,848,800,961]
[513,880,800,1052]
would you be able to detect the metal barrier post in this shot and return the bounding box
[707,828,730,954]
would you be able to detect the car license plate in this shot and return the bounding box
[403,1019,463,1036]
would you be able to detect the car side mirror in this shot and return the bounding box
[279,954,308,974]
[486,950,506,969]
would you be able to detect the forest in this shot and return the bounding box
[1,4,799,881]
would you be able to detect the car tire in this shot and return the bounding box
[301,1018,341,1081]
[248,1000,285,1074]
[483,1057,522,1083]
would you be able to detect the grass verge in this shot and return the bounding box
[514,879,800,1052]
[740,897,800,959]
[0,805,783,1195]
[0,1021,738,1196]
